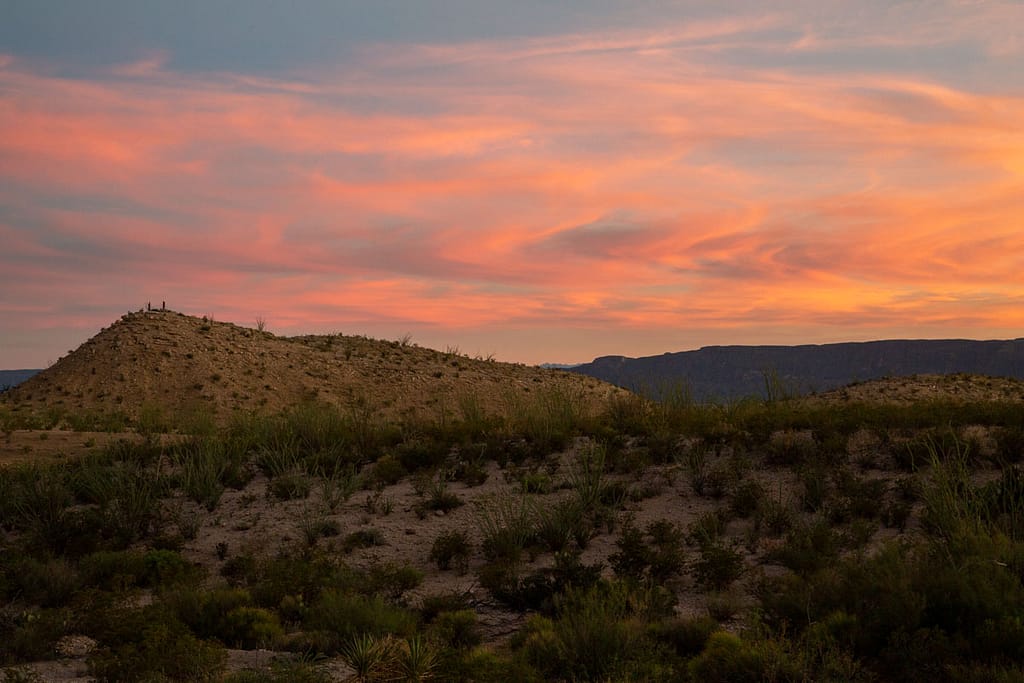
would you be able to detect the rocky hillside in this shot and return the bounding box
[1,310,622,426]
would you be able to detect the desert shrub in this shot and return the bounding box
[767,516,841,575]
[247,554,340,609]
[73,460,165,548]
[430,530,473,572]
[688,631,796,683]
[163,586,250,636]
[898,428,966,472]
[343,528,385,553]
[687,509,729,547]
[79,550,146,591]
[362,563,424,600]
[304,590,416,652]
[87,615,226,682]
[5,556,80,607]
[754,493,794,536]
[703,460,735,499]
[143,549,196,586]
[396,437,450,473]
[222,660,331,683]
[161,585,280,648]
[730,479,766,518]
[219,607,284,649]
[693,542,745,591]
[268,471,311,500]
[832,470,887,522]
[503,551,604,613]
[765,429,818,466]
[316,464,360,512]
[517,582,653,682]
[476,493,537,562]
[705,589,744,622]
[0,607,72,664]
[477,560,523,609]
[507,386,586,454]
[978,466,1024,540]
[431,610,481,650]
[567,442,610,510]
[174,438,230,511]
[368,454,406,487]
[648,615,720,659]
[996,426,1024,464]
[1,667,43,683]
[534,498,590,553]
[798,462,831,513]
[9,463,76,553]
[295,506,339,547]
[415,478,464,517]
[254,440,303,479]
[610,520,686,586]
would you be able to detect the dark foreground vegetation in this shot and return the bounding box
[3,385,1024,681]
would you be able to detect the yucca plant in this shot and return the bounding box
[340,633,393,682]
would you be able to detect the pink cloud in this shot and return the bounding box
[2,13,1024,366]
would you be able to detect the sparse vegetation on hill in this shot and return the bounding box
[3,314,1024,681]
[0,310,621,431]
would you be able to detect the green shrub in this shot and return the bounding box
[88,617,226,682]
[143,549,195,586]
[0,607,72,664]
[268,472,311,500]
[534,499,591,553]
[305,590,416,652]
[431,610,481,650]
[693,542,744,591]
[688,632,773,683]
[430,530,473,572]
[767,516,840,575]
[730,479,766,518]
[362,563,424,600]
[368,454,406,487]
[518,583,644,682]
[610,520,687,585]
[220,607,284,649]
[476,493,537,562]
[343,528,385,553]
[648,615,720,659]
[175,438,229,511]
[7,556,79,607]
[415,478,464,517]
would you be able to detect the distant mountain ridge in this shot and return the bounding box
[0,369,41,391]
[570,339,1024,402]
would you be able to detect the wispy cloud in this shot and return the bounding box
[2,4,1023,365]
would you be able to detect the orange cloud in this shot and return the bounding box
[2,12,1024,366]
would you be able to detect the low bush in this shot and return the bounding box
[268,472,311,500]
[693,542,745,591]
[304,590,417,653]
[430,530,473,572]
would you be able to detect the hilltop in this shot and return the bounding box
[1,310,621,427]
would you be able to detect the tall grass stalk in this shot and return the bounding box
[475,492,538,562]
[568,442,608,510]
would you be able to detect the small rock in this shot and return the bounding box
[55,634,97,658]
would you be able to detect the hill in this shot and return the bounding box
[571,338,1024,401]
[0,310,621,427]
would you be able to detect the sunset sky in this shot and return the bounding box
[2,1,1023,368]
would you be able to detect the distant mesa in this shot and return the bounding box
[0,369,41,392]
[570,339,1024,402]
